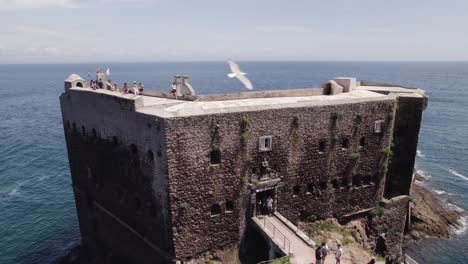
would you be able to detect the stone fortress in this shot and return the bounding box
[60,74,427,264]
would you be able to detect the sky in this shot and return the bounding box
[0,0,467,63]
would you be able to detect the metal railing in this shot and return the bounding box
[260,217,291,254]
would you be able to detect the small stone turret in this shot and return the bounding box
[64,74,85,92]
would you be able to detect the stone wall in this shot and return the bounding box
[60,90,174,263]
[164,97,396,260]
[385,95,425,197]
[367,196,410,262]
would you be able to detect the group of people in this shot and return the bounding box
[315,242,385,264]
[257,196,274,215]
[88,79,144,95]
[315,242,342,264]
[121,82,144,95]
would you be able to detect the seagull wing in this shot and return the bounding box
[228,59,241,74]
[236,74,253,89]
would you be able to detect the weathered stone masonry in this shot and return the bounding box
[60,76,427,263]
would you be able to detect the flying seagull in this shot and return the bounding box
[227,59,253,89]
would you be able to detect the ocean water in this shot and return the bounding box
[0,62,467,263]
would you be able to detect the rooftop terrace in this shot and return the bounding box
[64,75,427,118]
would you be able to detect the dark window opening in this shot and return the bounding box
[324,83,332,95]
[157,150,162,157]
[293,185,301,196]
[319,140,326,153]
[130,144,137,154]
[320,181,328,190]
[147,150,154,161]
[226,200,234,212]
[76,82,83,88]
[352,174,362,187]
[341,138,349,149]
[210,203,221,216]
[362,175,372,185]
[307,183,315,194]
[210,149,221,165]
[92,128,97,138]
[360,137,366,147]
[356,115,362,124]
[332,179,339,189]
[341,178,349,188]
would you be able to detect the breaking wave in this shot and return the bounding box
[452,216,468,236]
[416,169,432,180]
[448,169,468,181]
[433,189,447,195]
[417,150,426,158]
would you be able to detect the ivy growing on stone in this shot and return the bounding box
[351,153,361,160]
[369,205,384,216]
[179,202,189,210]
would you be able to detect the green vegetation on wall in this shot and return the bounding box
[369,205,384,216]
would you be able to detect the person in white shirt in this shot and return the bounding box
[335,243,343,264]
[266,196,273,215]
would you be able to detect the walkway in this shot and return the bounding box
[252,214,314,264]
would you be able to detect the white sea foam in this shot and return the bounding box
[447,203,465,213]
[38,175,51,181]
[448,169,468,181]
[416,150,425,158]
[453,216,468,236]
[414,180,425,186]
[416,169,431,180]
[433,189,447,195]
[6,182,24,198]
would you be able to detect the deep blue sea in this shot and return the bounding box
[0,62,467,263]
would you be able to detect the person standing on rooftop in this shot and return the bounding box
[122,82,129,94]
[139,82,144,93]
[170,82,177,94]
[133,81,139,95]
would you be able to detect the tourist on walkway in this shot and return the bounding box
[266,196,273,215]
[133,81,139,95]
[335,243,343,264]
[321,242,329,263]
[139,82,144,93]
[367,258,376,264]
[315,244,323,264]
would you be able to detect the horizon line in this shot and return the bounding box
[1,60,468,65]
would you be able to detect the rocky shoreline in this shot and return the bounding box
[404,171,464,244]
